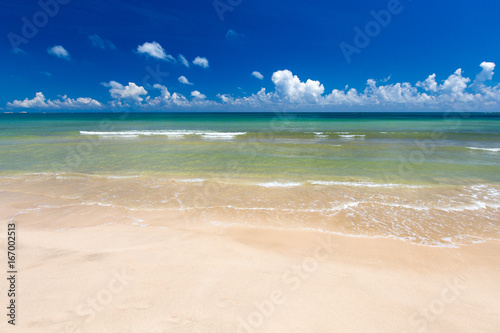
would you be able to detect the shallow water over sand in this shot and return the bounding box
[2,173,499,247]
[1,113,499,247]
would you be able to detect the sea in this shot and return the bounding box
[1,112,499,247]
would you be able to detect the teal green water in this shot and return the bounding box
[1,112,499,185]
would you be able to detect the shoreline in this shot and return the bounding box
[1,174,499,248]
[1,170,498,187]
[2,202,499,332]
[1,176,499,331]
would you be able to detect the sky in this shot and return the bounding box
[1,0,500,112]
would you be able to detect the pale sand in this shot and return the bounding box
[1,190,500,332]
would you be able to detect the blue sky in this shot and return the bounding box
[2,0,500,111]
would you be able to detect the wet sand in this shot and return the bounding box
[1,186,500,332]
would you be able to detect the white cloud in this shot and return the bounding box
[178,76,193,85]
[217,94,232,103]
[102,81,148,104]
[47,45,70,60]
[475,62,495,83]
[147,84,190,107]
[152,83,171,100]
[7,62,500,111]
[271,70,324,103]
[228,63,500,110]
[7,92,101,109]
[178,54,189,67]
[89,35,116,50]
[136,41,174,61]
[470,62,499,100]
[440,69,470,96]
[417,73,438,92]
[191,91,206,99]
[251,71,264,80]
[193,56,209,68]
[364,79,432,104]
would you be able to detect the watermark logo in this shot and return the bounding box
[236,235,337,332]
[213,0,243,21]
[406,275,467,332]
[7,0,71,52]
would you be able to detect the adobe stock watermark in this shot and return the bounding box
[339,0,404,64]
[49,62,166,173]
[236,234,337,333]
[142,63,170,87]
[404,274,467,333]
[213,0,243,21]
[7,0,70,53]
[65,268,133,333]
[383,111,470,184]
[179,105,298,226]
[50,113,127,173]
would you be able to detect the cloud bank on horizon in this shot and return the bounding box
[6,61,500,112]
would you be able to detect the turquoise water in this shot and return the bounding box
[1,112,499,185]
[1,112,499,246]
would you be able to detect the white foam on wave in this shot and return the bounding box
[314,132,329,138]
[380,200,499,212]
[80,130,246,139]
[201,132,246,139]
[104,175,142,179]
[82,201,114,207]
[338,134,365,139]
[256,181,303,188]
[100,134,139,139]
[310,180,424,188]
[466,147,500,152]
[175,178,205,183]
[212,201,360,213]
[467,184,500,199]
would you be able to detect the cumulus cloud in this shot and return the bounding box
[417,73,438,92]
[47,45,70,60]
[475,62,495,83]
[472,61,495,93]
[7,62,500,111]
[440,69,470,96]
[470,62,498,99]
[251,71,264,80]
[191,91,206,99]
[7,92,101,109]
[193,56,209,68]
[152,83,171,99]
[147,84,190,107]
[178,76,193,85]
[89,35,116,49]
[178,54,189,67]
[224,63,500,110]
[136,41,174,61]
[102,81,148,104]
[272,70,324,103]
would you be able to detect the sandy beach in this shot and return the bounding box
[2,0,500,330]
[1,187,499,333]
